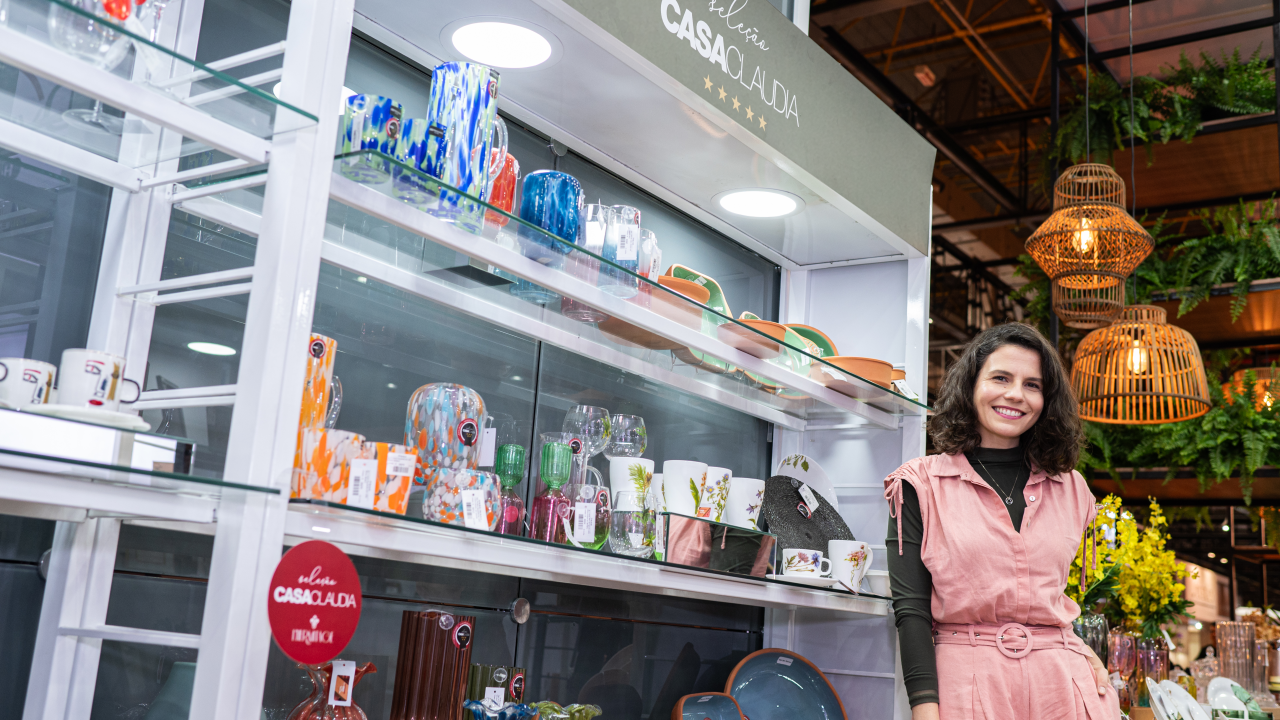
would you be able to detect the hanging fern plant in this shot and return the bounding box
[1167,46,1277,119]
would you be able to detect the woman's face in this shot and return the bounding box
[973,344,1044,448]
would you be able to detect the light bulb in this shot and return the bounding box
[1073,217,1095,253]
[1125,339,1149,375]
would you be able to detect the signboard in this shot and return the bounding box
[267,540,363,664]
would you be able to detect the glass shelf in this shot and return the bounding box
[1,0,316,169]
[289,499,889,615]
[183,153,929,428]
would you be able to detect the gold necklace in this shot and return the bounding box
[971,455,1026,506]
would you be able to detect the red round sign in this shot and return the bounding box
[267,540,362,664]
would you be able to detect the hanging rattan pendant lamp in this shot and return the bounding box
[1026,164,1154,329]
[1071,305,1211,424]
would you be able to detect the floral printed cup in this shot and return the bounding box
[723,477,765,530]
[829,540,873,591]
[782,548,831,577]
[608,457,654,504]
[662,460,706,517]
[697,466,731,522]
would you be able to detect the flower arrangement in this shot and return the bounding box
[1068,496,1195,638]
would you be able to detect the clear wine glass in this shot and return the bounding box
[608,490,653,558]
[604,414,646,459]
[561,405,610,483]
[48,0,130,134]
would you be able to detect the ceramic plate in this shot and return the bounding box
[773,454,838,511]
[1162,680,1210,720]
[1146,677,1171,720]
[25,403,151,432]
[1209,677,1248,711]
[673,693,744,720]
[726,649,847,720]
[765,574,840,588]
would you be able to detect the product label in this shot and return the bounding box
[329,660,355,706]
[453,620,473,649]
[386,452,416,477]
[266,541,362,665]
[573,502,596,542]
[461,489,488,530]
[776,656,794,666]
[568,437,583,455]
[628,532,644,547]
[617,227,639,262]
[647,246,663,279]
[458,418,480,446]
[386,104,402,141]
[479,428,497,468]
[584,218,607,253]
[347,459,377,509]
[510,673,525,701]
[797,483,819,511]
[484,686,505,706]
[310,339,328,359]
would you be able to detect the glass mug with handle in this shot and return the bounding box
[561,405,610,484]
[0,358,56,409]
[57,349,141,412]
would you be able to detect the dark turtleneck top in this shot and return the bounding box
[886,445,1030,708]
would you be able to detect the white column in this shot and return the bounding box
[187,0,354,717]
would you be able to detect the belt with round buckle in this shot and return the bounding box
[995,622,1033,659]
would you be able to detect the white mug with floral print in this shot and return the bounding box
[723,477,765,530]
[782,548,831,577]
[697,466,731,522]
[609,457,654,508]
[829,540,873,591]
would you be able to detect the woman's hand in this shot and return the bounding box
[1082,644,1110,694]
[911,702,940,720]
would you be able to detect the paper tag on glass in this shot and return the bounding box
[628,532,644,547]
[347,459,377,509]
[573,502,596,542]
[479,428,497,467]
[617,227,639,262]
[892,378,919,401]
[462,489,488,530]
[797,483,819,511]
[584,218,607,253]
[484,686,505,706]
[387,452,416,477]
[776,656,794,666]
[647,246,663,279]
[329,660,355,706]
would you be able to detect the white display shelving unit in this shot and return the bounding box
[1,0,931,718]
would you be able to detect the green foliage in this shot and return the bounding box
[1167,47,1277,118]
[1171,199,1280,321]
[1044,47,1274,172]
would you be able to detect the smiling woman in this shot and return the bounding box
[884,323,1117,720]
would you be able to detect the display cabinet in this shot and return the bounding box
[0,0,935,718]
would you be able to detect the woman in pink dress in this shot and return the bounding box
[885,323,1119,719]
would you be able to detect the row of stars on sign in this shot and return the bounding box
[704,75,766,131]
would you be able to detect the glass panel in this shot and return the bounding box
[0,153,109,365]
[521,578,763,632]
[310,151,928,419]
[0,514,55,562]
[0,563,50,717]
[3,0,316,168]
[312,262,540,456]
[515,612,760,716]
[115,525,214,580]
[0,444,279,496]
[161,208,258,280]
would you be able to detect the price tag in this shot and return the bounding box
[617,227,639,262]
[329,660,356,706]
[484,686,506,706]
[584,218,607,253]
[646,245,663,280]
[387,452,416,477]
[776,656,794,666]
[461,489,488,530]
[347,459,377,509]
[797,483,819,512]
[628,532,644,547]
[573,502,596,542]
[479,428,497,468]
[892,378,919,401]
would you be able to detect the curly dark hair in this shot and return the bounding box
[929,322,1083,475]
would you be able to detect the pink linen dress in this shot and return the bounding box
[884,452,1121,720]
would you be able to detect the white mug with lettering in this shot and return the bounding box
[57,349,141,412]
[0,358,56,409]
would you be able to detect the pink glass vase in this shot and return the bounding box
[287,662,377,720]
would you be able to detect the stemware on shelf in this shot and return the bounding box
[1218,621,1257,690]
[1108,629,1136,711]
[561,480,610,550]
[48,0,131,134]
[561,405,610,485]
[603,414,646,459]
[494,443,526,536]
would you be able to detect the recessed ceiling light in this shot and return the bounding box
[452,22,553,69]
[188,342,236,356]
[715,189,803,218]
[1208,552,1216,558]
[1220,557,1229,563]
